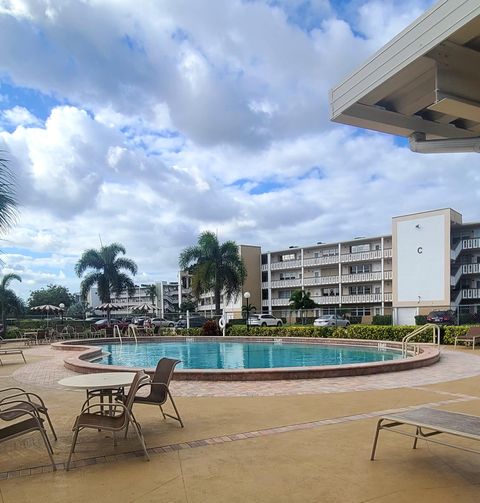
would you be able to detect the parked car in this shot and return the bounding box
[151,317,175,328]
[247,314,283,327]
[93,318,130,330]
[426,310,455,325]
[313,315,350,327]
[175,316,208,329]
[132,317,149,327]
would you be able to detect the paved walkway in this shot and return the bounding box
[12,345,480,396]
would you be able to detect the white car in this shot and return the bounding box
[313,315,350,327]
[247,314,283,327]
[150,317,175,328]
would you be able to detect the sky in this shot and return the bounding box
[0,0,479,301]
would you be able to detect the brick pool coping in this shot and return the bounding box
[52,336,441,380]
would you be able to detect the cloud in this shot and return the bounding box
[1,106,41,127]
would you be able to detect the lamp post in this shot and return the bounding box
[243,292,251,332]
[59,303,65,325]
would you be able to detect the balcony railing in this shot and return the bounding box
[266,293,392,307]
[303,275,339,287]
[268,260,302,271]
[341,272,381,283]
[462,289,480,300]
[264,278,302,289]
[303,255,339,267]
[462,263,480,275]
[341,250,383,263]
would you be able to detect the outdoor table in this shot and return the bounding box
[58,372,138,413]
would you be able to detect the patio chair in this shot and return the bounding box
[454,326,480,349]
[370,407,480,461]
[36,329,48,344]
[0,339,27,364]
[0,399,56,470]
[66,370,151,471]
[0,387,57,441]
[132,358,184,428]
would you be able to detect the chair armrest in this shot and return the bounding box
[80,401,128,416]
[0,390,45,408]
[0,399,42,420]
[0,387,27,396]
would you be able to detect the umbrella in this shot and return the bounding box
[30,305,63,326]
[132,303,156,314]
[95,303,122,324]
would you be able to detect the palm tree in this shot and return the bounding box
[0,152,19,234]
[145,284,157,305]
[75,243,138,323]
[179,231,246,315]
[0,273,22,331]
[289,289,317,324]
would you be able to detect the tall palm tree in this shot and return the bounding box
[75,243,138,322]
[0,273,22,331]
[289,289,317,325]
[145,284,157,305]
[179,231,246,315]
[0,152,18,235]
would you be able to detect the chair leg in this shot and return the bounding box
[159,404,167,420]
[130,419,150,461]
[66,428,80,471]
[167,391,184,427]
[370,419,384,461]
[44,412,58,441]
[413,427,420,449]
[39,427,57,471]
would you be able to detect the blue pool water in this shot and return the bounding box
[96,341,402,369]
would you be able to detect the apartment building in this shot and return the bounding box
[88,281,179,317]
[179,245,262,319]
[261,236,393,319]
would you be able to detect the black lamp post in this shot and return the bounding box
[243,291,251,331]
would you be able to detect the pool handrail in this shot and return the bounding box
[402,323,440,357]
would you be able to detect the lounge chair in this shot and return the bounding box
[0,399,56,470]
[66,370,151,471]
[371,407,480,461]
[132,358,184,428]
[454,326,480,349]
[0,387,57,440]
[0,337,27,364]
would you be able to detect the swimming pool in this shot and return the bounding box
[96,340,403,369]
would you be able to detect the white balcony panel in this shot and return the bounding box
[341,272,382,283]
[462,239,480,250]
[341,250,383,263]
[341,294,383,304]
[261,264,268,272]
[383,248,392,258]
[269,298,291,306]
[269,279,302,289]
[384,270,393,280]
[303,275,339,287]
[462,289,480,299]
[303,256,339,267]
[462,263,480,275]
[269,260,302,271]
[384,293,392,302]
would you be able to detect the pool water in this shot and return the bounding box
[97,341,402,369]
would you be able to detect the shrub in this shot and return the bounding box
[201,320,221,337]
[415,315,428,326]
[372,315,392,325]
[5,327,23,339]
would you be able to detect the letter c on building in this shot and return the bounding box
[417,246,423,254]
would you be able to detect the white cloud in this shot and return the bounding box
[1,105,41,127]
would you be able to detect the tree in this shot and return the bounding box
[75,243,137,322]
[144,284,157,305]
[179,232,246,315]
[0,152,18,236]
[0,273,22,329]
[27,284,75,310]
[66,301,92,319]
[179,299,197,314]
[289,289,317,324]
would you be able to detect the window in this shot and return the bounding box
[350,307,371,316]
[314,252,319,258]
[351,244,370,254]
[322,288,339,296]
[350,264,371,274]
[322,307,336,315]
[281,253,296,261]
[322,248,338,257]
[348,285,371,295]
[374,286,381,294]
[314,271,320,278]
[278,290,292,299]
[279,272,296,280]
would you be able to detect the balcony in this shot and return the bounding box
[341,294,386,304]
[303,255,339,267]
[303,275,339,287]
[461,289,480,300]
[340,250,389,262]
[341,271,391,283]
[268,260,302,271]
[263,278,302,289]
[462,263,480,275]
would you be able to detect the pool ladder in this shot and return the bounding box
[402,323,440,357]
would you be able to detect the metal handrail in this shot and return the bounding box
[127,324,138,344]
[402,323,440,357]
[113,324,123,345]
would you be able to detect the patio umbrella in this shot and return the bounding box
[132,303,156,314]
[95,303,122,324]
[30,304,63,326]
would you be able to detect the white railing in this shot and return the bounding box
[267,278,302,289]
[450,267,463,286]
[384,292,392,302]
[303,275,339,287]
[341,294,383,304]
[269,260,302,271]
[127,324,138,344]
[341,250,383,262]
[402,323,440,357]
[113,325,123,345]
[450,240,463,260]
[303,255,339,266]
[383,248,392,258]
[384,270,393,280]
[341,272,382,283]
[462,238,480,250]
[462,288,480,299]
[462,263,480,275]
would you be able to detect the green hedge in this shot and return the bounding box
[372,315,392,325]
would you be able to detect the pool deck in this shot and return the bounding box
[1,342,480,502]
